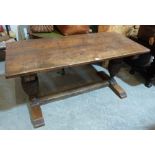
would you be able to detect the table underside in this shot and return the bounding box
[21,64,126,128]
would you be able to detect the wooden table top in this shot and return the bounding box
[5,32,150,78]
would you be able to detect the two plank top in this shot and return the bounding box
[5,32,150,78]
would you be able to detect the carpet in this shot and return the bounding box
[0,61,155,130]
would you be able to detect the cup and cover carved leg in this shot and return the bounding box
[21,74,45,128]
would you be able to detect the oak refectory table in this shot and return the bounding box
[5,32,150,128]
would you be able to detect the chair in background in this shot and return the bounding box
[127,25,155,87]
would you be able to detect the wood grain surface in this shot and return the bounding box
[5,32,150,78]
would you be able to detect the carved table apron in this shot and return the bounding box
[5,32,150,128]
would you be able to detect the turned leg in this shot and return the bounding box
[108,59,127,98]
[21,74,45,128]
[108,59,123,79]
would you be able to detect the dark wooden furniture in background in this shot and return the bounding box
[5,32,149,128]
[127,25,155,87]
[0,42,6,61]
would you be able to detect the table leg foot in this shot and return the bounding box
[21,74,45,128]
[29,100,45,128]
[109,78,127,99]
[97,71,127,99]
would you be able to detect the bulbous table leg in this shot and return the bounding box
[21,74,45,128]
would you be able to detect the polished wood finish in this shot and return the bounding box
[30,101,45,128]
[5,32,150,127]
[109,79,127,99]
[5,32,149,78]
